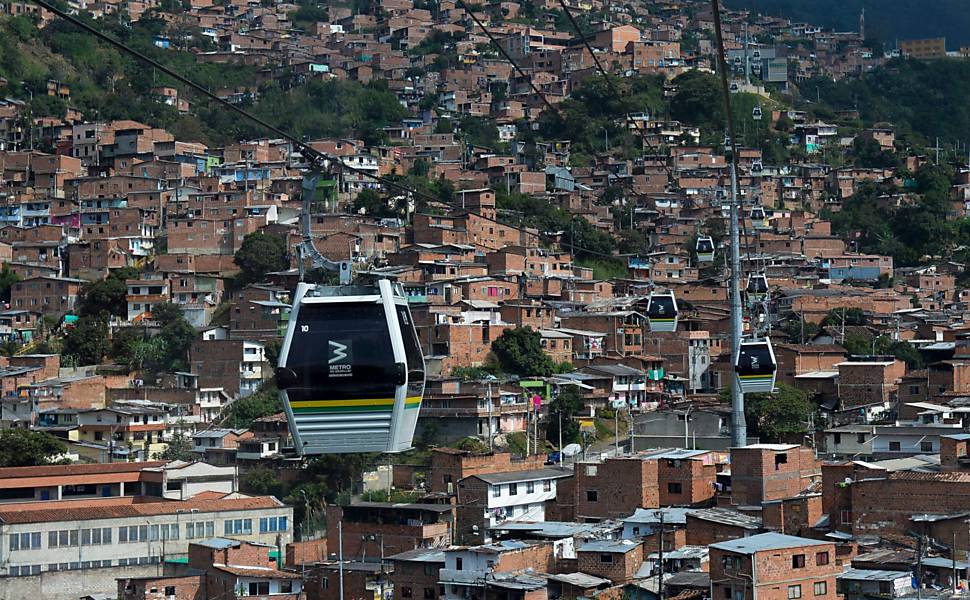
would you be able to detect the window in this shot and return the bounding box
[165,587,176,596]
[840,510,851,525]
[260,517,288,533]
[509,483,518,496]
[248,582,270,596]
[223,519,253,535]
[792,554,805,568]
[788,585,802,599]
[667,482,683,494]
[723,587,732,599]
[586,465,598,476]
[775,453,788,469]
[493,486,501,498]
[586,490,598,502]
[889,441,901,451]
[857,433,866,444]
[816,552,829,566]
[9,532,41,551]
[402,587,413,598]
[424,588,435,599]
[921,441,933,452]
[526,481,535,494]
[814,582,827,596]
[455,558,463,571]
[543,480,552,492]
[833,433,841,445]
[599,554,614,564]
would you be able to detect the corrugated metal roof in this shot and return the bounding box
[710,532,828,554]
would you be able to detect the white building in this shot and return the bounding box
[459,467,572,534]
[0,493,292,599]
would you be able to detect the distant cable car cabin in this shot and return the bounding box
[646,291,679,333]
[746,273,769,303]
[735,338,777,394]
[276,280,426,454]
[696,236,715,262]
[749,205,767,229]
[752,105,763,120]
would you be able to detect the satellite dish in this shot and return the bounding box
[562,443,582,457]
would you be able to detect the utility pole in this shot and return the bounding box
[657,508,665,600]
[729,163,746,447]
[558,408,563,465]
[614,406,619,455]
[486,380,493,451]
[338,521,345,600]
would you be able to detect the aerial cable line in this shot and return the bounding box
[29,0,624,261]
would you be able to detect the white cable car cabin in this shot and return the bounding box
[752,105,763,120]
[749,205,768,229]
[646,291,678,333]
[746,273,769,302]
[696,236,715,262]
[735,338,777,393]
[276,279,426,454]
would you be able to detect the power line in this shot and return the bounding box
[31,0,623,261]
[28,0,457,210]
[455,0,562,117]
[554,0,677,184]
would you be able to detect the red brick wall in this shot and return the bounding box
[657,459,716,506]
[391,558,443,600]
[709,543,840,600]
[118,575,203,600]
[731,446,819,506]
[574,458,658,520]
[577,545,643,584]
[684,516,758,547]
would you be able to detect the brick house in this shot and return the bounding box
[324,502,454,559]
[576,540,643,585]
[685,508,763,547]
[709,533,840,600]
[730,445,820,507]
[119,538,301,600]
[428,448,547,494]
[574,457,659,520]
[389,548,446,600]
[10,276,84,316]
[835,359,905,411]
[438,541,555,599]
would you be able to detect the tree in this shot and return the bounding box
[491,327,554,377]
[546,385,583,445]
[353,188,395,217]
[222,384,282,428]
[241,466,284,497]
[821,308,867,327]
[79,267,139,318]
[159,431,196,461]
[0,263,19,302]
[151,303,196,372]
[0,428,68,467]
[234,232,288,285]
[744,384,818,442]
[61,315,109,365]
[669,71,724,134]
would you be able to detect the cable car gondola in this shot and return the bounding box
[735,337,777,394]
[749,205,767,229]
[646,291,679,333]
[752,105,763,121]
[746,273,769,303]
[276,279,426,455]
[696,236,715,263]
